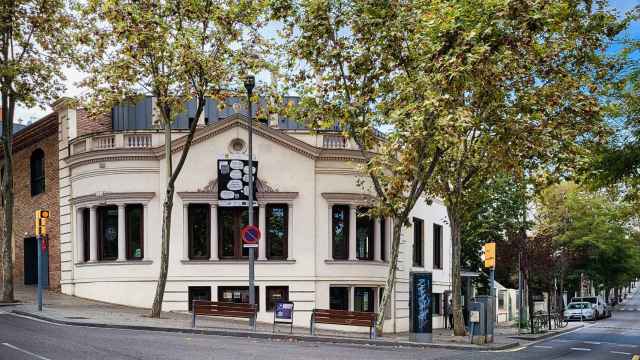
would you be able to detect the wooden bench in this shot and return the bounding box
[310,309,377,339]
[192,300,257,330]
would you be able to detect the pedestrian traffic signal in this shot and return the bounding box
[482,242,496,268]
[35,209,49,236]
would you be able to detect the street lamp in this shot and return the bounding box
[244,75,256,327]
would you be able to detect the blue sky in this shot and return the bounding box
[13,1,640,123]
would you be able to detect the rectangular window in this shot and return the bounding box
[354,287,375,312]
[188,204,210,260]
[218,286,260,311]
[499,290,506,310]
[126,204,144,260]
[98,206,118,260]
[432,293,442,315]
[380,217,386,262]
[82,208,90,262]
[331,205,349,260]
[188,286,211,311]
[266,286,289,311]
[266,204,288,259]
[433,224,443,269]
[329,287,349,311]
[413,217,424,267]
[219,207,258,258]
[356,208,373,260]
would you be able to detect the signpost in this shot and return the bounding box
[241,225,260,249]
[34,209,49,311]
[482,242,497,342]
[273,301,295,333]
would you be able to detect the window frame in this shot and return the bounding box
[432,293,442,315]
[331,205,350,260]
[329,286,349,311]
[82,208,90,262]
[354,287,375,313]
[97,205,119,261]
[30,148,45,196]
[218,207,259,259]
[266,204,288,260]
[266,286,289,311]
[355,208,374,261]
[188,203,211,260]
[217,286,260,311]
[380,217,386,262]
[412,217,424,267]
[125,204,144,260]
[433,223,443,269]
[188,286,212,312]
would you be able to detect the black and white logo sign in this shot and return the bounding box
[218,158,258,207]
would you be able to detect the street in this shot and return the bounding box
[1,291,639,360]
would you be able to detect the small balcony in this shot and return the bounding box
[68,130,189,156]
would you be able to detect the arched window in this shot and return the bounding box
[30,149,45,196]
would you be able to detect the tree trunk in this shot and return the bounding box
[376,218,402,333]
[1,96,14,303]
[150,123,173,317]
[448,206,466,336]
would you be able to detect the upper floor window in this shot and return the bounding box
[380,217,386,262]
[219,207,258,259]
[98,205,118,260]
[356,208,373,260]
[188,204,210,260]
[266,204,288,260]
[30,149,45,196]
[413,217,424,267]
[433,224,443,269]
[126,204,144,260]
[331,205,349,260]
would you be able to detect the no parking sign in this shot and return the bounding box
[241,225,260,248]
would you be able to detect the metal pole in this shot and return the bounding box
[517,253,522,333]
[37,235,43,311]
[246,76,255,328]
[490,266,495,341]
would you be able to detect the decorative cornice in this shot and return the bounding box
[68,155,157,169]
[321,192,376,205]
[177,190,299,204]
[71,192,156,206]
[177,192,218,203]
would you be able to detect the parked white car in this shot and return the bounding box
[571,296,606,319]
[564,302,596,321]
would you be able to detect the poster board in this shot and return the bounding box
[273,301,294,333]
[217,158,258,207]
[409,272,433,336]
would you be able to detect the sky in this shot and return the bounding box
[13,1,640,124]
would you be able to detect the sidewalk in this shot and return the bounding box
[6,286,521,351]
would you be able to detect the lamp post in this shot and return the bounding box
[244,75,256,327]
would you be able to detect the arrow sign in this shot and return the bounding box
[241,225,260,248]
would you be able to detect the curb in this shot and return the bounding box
[11,310,518,351]
[0,302,22,307]
[508,324,584,341]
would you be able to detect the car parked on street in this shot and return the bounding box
[564,302,596,321]
[571,296,607,319]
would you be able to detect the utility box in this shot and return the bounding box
[468,301,486,345]
[474,295,494,343]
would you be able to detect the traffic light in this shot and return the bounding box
[482,242,496,268]
[35,209,49,236]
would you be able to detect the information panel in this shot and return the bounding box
[217,158,258,207]
[410,272,433,335]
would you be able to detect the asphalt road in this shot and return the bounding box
[0,289,639,360]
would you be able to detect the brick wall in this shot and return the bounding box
[76,108,112,136]
[0,117,60,290]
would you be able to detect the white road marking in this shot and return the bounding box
[570,347,592,351]
[584,341,601,345]
[533,345,553,349]
[611,351,632,355]
[2,342,52,360]
[552,339,572,343]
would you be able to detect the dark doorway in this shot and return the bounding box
[23,237,37,285]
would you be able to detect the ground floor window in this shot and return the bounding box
[98,206,118,260]
[329,287,349,311]
[432,293,442,315]
[188,286,211,311]
[354,287,375,312]
[266,286,289,311]
[218,286,260,311]
[499,290,506,310]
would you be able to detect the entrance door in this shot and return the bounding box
[23,237,37,285]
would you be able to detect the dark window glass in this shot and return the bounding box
[218,286,259,311]
[380,218,386,262]
[356,208,373,260]
[266,286,289,311]
[126,204,144,260]
[30,149,45,196]
[413,218,424,267]
[219,207,259,259]
[331,205,349,260]
[329,287,349,310]
[188,286,211,311]
[432,293,442,314]
[266,204,288,260]
[354,287,375,312]
[82,208,90,262]
[98,206,118,260]
[433,224,443,269]
[188,204,210,260]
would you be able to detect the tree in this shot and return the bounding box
[0,0,75,302]
[274,0,444,332]
[416,0,625,335]
[80,0,268,317]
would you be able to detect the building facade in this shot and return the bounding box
[50,98,453,333]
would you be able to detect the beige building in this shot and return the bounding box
[53,97,452,333]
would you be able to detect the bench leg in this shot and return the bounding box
[310,317,314,336]
[252,315,256,331]
[192,302,196,328]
